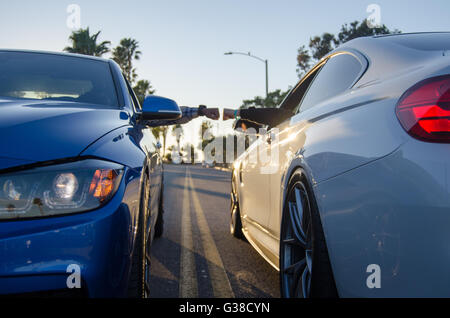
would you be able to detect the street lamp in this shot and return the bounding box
[224,51,268,98]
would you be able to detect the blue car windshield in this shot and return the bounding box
[0,51,119,107]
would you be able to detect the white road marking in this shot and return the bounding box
[179,167,198,297]
[187,168,235,298]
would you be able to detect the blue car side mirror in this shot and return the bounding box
[140,95,182,120]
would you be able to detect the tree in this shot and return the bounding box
[199,120,214,150]
[183,143,197,164]
[241,89,290,109]
[112,38,142,84]
[165,145,174,163]
[213,135,239,167]
[151,126,169,157]
[133,79,155,106]
[64,27,110,57]
[296,45,312,78]
[309,33,338,60]
[296,19,400,77]
[151,127,161,140]
[172,123,184,155]
[160,127,169,158]
[337,20,395,44]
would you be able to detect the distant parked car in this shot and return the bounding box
[0,50,181,297]
[230,33,450,297]
[202,161,214,168]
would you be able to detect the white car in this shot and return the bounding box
[230,33,450,297]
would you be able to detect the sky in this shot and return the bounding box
[1,0,450,151]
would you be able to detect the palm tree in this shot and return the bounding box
[133,79,155,106]
[151,126,169,157]
[172,123,184,155]
[184,143,196,164]
[112,38,142,84]
[199,120,214,150]
[64,27,110,57]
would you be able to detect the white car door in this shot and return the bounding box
[267,52,367,241]
[240,135,272,230]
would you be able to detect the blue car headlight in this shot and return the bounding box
[0,159,124,220]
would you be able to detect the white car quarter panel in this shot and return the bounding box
[316,140,450,297]
[300,96,405,184]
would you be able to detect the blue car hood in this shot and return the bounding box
[0,99,129,170]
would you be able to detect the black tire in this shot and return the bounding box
[154,182,164,239]
[127,173,151,298]
[279,169,338,298]
[230,175,244,239]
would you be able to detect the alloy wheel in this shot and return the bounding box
[280,181,313,298]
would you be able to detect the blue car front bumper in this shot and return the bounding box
[0,168,139,297]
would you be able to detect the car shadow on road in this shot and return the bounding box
[149,236,276,298]
[162,182,230,200]
[188,171,230,182]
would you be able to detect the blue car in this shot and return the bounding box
[0,49,181,297]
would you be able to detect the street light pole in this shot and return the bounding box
[265,59,268,98]
[224,51,269,98]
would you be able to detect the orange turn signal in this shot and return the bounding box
[89,169,118,201]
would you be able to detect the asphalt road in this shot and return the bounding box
[149,164,280,298]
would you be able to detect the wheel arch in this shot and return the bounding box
[279,157,339,297]
[133,159,151,249]
[279,155,334,262]
[280,154,316,223]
